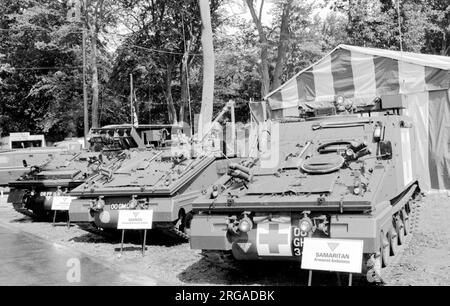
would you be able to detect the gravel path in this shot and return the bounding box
[0,193,449,286]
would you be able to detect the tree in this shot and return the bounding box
[332,0,431,52]
[0,0,85,140]
[109,0,222,126]
[424,0,450,55]
[81,0,117,128]
[245,0,271,97]
[198,0,215,136]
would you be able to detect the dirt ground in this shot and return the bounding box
[0,193,449,286]
[383,193,450,286]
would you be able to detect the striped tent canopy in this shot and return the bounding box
[266,44,450,113]
[264,45,450,191]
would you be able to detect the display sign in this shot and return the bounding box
[117,210,153,230]
[51,196,73,211]
[301,238,364,273]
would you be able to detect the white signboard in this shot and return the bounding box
[301,238,364,273]
[117,210,153,230]
[51,196,73,211]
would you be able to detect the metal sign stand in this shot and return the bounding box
[51,210,71,229]
[67,212,71,229]
[119,229,147,256]
[52,210,57,227]
[142,229,147,256]
[307,270,353,286]
[120,229,125,254]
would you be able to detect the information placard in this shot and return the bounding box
[301,238,364,273]
[51,196,73,211]
[117,210,153,230]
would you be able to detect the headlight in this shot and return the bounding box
[238,216,253,233]
[299,218,313,233]
[210,185,219,199]
[344,99,353,110]
[373,123,382,142]
[335,95,345,105]
[353,187,361,195]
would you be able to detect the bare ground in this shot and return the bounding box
[0,193,449,286]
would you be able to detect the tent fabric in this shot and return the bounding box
[404,92,431,191]
[261,45,450,191]
[266,44,450,110]
[428,90,450,190]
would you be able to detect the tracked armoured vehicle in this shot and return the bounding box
[0,132,81,187]
[69,104,238,240]
[189,96,421,283]
[7,124,172,219]
[68,148,233,240]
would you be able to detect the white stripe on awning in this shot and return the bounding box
[399,61,426,94]
[404,92,430,190]
[313,55,335,100]
[280,79,299,108]
[282,107,299,117]
[350,51,377,97]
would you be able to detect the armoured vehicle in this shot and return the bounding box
[189,96,421,283]
[69,104,238,240]
[0,132,80,187]
[7,124,173,219]
[68,148,233,239]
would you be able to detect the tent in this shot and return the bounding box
[262,44,450,191]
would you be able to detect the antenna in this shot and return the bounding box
[397,0,403,52]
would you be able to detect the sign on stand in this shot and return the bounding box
[301,238,364,286]
[51,196,74,228]
[51,196,73,211]
[117,210,153,256]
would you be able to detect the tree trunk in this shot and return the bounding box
[164,61,177,124]
[246,0,270,98]
[198,0,215,138]
[441,31,448,56]
[90,27,100,128]
[272,0,292,90]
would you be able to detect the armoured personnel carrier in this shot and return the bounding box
[69,103,238,240]
[7,124,171,219]
[0,132,80,187]
[189,96,421,283]
[68,148,232,240]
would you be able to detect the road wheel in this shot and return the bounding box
[389,227,398,255]
[396,216,406,245]
[381,231,390,267]
[402,208,411,235]
[165,210,190,241]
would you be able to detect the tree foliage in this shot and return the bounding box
[0,0,449,141]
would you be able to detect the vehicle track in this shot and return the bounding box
[379,196,423,285]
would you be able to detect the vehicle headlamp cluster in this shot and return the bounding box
[238,215,253,233]
[90,196,105,211]
[334,95,353,112]
[228,212,253,234]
